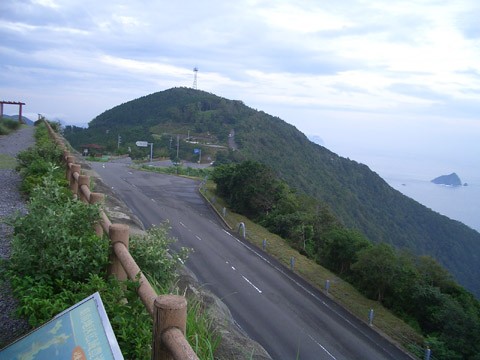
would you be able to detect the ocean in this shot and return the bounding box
[355,154,480,233]
[386,176,480,233]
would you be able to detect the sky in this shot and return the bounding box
[1,0,480,180]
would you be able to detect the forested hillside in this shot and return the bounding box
[65,87,480,297]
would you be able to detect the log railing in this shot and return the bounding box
[44,121,199,360]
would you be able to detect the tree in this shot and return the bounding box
[351,243,398,302]
[321,228,371,275]
[417,255,455,291]
[212,161,282,219]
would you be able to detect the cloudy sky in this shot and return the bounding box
[1,0,479,178]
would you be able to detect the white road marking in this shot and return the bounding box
[195,235,202,241]
[225,237,337,358]
[306,333,337,359]
[241,275,262,293]
[226,231,365,331]
[151,198,156,202]
[180,222,187,228]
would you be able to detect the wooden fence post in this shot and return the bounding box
[66,155,75,180]
[90,192,105,237]
[153,295,187,360]
[109,223,129,281]
[70,164,81,197]
[78,175,90,203]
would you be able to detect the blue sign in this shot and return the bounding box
[193,148,200,154]
[0,292,123,359]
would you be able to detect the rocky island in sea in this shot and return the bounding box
[431,172,467,186]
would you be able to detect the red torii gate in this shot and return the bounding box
[0,101,26,123]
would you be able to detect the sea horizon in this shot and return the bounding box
[353,152,480,233]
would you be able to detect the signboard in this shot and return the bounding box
[135,141,148,147]
[193,148,200,154]
[0,292,123,359]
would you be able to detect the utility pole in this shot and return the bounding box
[192,67,198,89]
[176,135,180,160]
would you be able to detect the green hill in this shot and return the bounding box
[65,87,480,297]
[2,114,34,125]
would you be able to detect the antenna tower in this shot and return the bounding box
[192,67,198,89]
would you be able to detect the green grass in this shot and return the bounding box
[201,181,424,354]
[146,273,221,359]
[186,297,221,359]
[138,164,212,178]
[0,154,17,169]
[0,118,22,135]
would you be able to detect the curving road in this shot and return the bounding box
[90,161,413,360]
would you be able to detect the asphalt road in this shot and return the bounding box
[90,161,413,360]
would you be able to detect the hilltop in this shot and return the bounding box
[65,87,480,297]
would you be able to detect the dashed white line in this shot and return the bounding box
[195,235,202,241]
[180,222,187,228]
[151,198,156,202]
[241,275,262,294]
[225,237,338,358]
[306,333,337,359]
[225,229,363,330]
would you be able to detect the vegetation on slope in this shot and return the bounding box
[211,160,480,360]
[63,87,480,297]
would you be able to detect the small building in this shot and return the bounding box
[81,143,105,157]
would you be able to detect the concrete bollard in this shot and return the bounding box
[369,309,374,326]
[238,222,246,239]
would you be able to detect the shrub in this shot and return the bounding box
[16,123,65,195]
[8,173,108,283]
[130,224,189,287]
[0,118,21,135]
[9,273,153,359]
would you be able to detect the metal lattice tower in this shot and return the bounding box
[192,67,198,89]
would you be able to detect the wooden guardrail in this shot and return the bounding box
[44,121,198,360]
